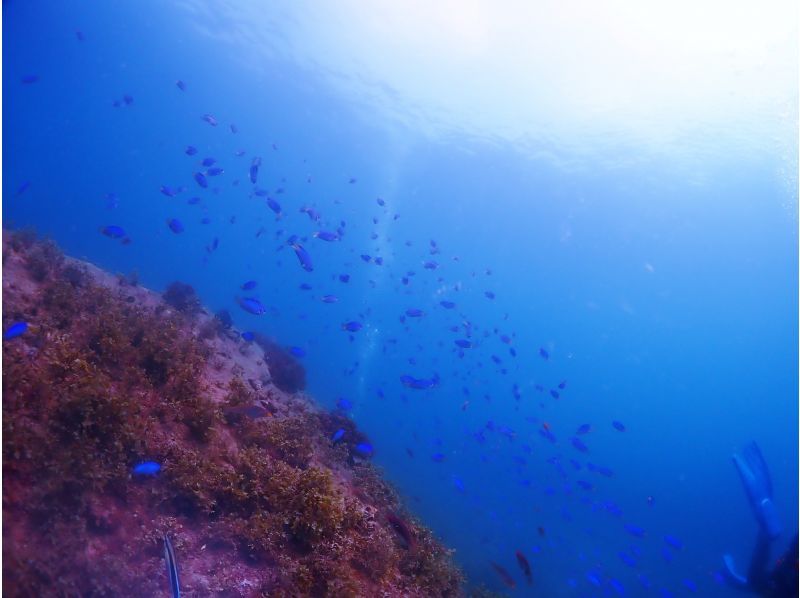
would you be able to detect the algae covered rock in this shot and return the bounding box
[2,231,463,597]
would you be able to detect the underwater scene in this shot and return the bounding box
[3,1,798,596]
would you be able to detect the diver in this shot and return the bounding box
[723,441,798,596]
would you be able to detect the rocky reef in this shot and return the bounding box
[2,230,463,597]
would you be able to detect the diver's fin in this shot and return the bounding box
[723,554,749,587]
[732,442,781,539]
[744,442,772,497]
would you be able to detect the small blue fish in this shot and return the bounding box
[331,428,345,443]
[430,453,445,462]
[664,535,683,550]
[206,167,224,177]
[167,219,184,234]
[289,347,306,358]
[336,397,353,410]
[339,274,350,283]
[185,146,197,155]
[576,424,591,435]
[405,308,424,317]
[321,295,338,304]
[485,291,495,299]
[238,297,266,315]
[439,300,456,309]
[240,280,258,291]
[176,80,186,91]
[21,75,39,84]
[610,578,625,594]
[587,463,613,477]
[454,339,472,349]
[539,347,549,360]
[266,197,282,216]
[354,443,373,456]
[241,331,255,342]
[289,238,313,272]
[539,428,556,444]
[586,572,601,587]
[400,374,439,390]
[300,206,321,221]
[133,461,161,476]
[4,322,28,340]
[423,261,438,270]
[249,157,261,184]
[100,225,126,239]
[612,420,626,431]
[16,181,31,196]
[618,551,638,568]
[202,113,218,126]
[313,230,339,242]
[341,321,362,332]
[160,185,180,197]
[571,437,589,453]
[194,172,208,188]
[299,283,312,290]
[625,523,646,538]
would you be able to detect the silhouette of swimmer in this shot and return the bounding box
[723,441,798,596]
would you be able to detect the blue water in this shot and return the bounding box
[5,1,798,595]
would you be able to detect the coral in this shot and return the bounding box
[2,233,464,597]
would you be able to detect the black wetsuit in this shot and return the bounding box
[748,532,798,597]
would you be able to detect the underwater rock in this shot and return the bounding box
[252,331,307,394]
[2,230,463,597]
[214,308,233,329]
[162,280,201,314]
